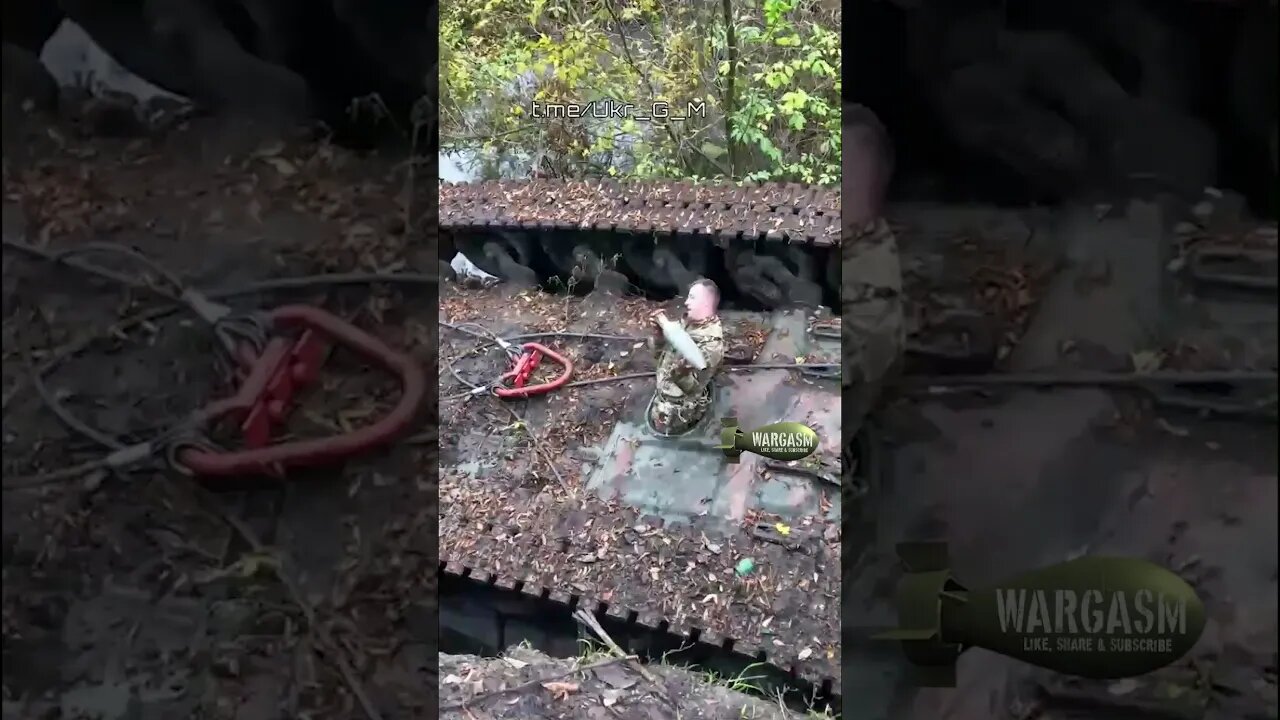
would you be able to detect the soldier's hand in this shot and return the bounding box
[650,311,668,329]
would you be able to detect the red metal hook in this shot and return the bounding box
[178,305,426,478]
[494,342,574,399]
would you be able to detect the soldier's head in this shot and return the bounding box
[685,279,719,321]
[843,103,894,226]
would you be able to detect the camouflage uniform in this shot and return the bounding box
[842,104,904,435]
[843,216,905,434]
[842,210,904,567]
[649,316,726,434]
[843,103,904,565]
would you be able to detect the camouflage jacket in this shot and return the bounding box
[654,316,726,398]
[843,217,905,425]
[843,102,902,411]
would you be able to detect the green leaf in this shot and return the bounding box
[756,136,782,163]
[779,89,809,112]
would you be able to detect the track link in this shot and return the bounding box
[439,558,841,704]
[439,179,842,309]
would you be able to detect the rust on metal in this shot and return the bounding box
[440,179,842,309]
[439,400,844,688]
[439,179,841,246]
[439,254,844,692]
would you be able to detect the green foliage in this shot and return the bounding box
[441,0,841,185]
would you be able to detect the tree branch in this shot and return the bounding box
[721,0,738,176]
[602,0,729,177]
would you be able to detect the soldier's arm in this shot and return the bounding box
[701,335,726,374]
[648,315,666,360]
[673,335,725,393]
[650,332,665,363]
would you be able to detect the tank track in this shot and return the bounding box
[437,427,870,699]
[438,558,841,704]
[439,179,842,309]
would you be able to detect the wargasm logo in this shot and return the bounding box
[877,543,1207,687]
[995,585,1189,654]
[716,418,819,463]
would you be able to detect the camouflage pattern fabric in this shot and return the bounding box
[842,103,904,436]
[649,316,726,434]
[843,216,905,435]
[842,103,903,566]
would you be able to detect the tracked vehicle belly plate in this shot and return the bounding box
[440,289,847,691]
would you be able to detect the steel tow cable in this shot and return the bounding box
[3,237,422,719]
[438,319,842,402]
[2,236,436,490]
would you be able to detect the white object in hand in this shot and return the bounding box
[657,315,708,370]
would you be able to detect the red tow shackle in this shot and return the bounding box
[494,342,574,399]
[178,305,426,478]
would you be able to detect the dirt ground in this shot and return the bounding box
[440,646,811,720]
[2,103,437,718]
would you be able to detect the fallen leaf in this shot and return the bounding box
[266,157,297,176]
[542,681,579,700]
[1130,349,1165,374]
[797,647,813,661]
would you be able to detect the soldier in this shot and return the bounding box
[648,279,727,435]
[843,104,905,436]
[840,104,904,565]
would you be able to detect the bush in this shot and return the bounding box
[441,0,840,184]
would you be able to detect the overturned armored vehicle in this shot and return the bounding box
[437,179,876,705]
